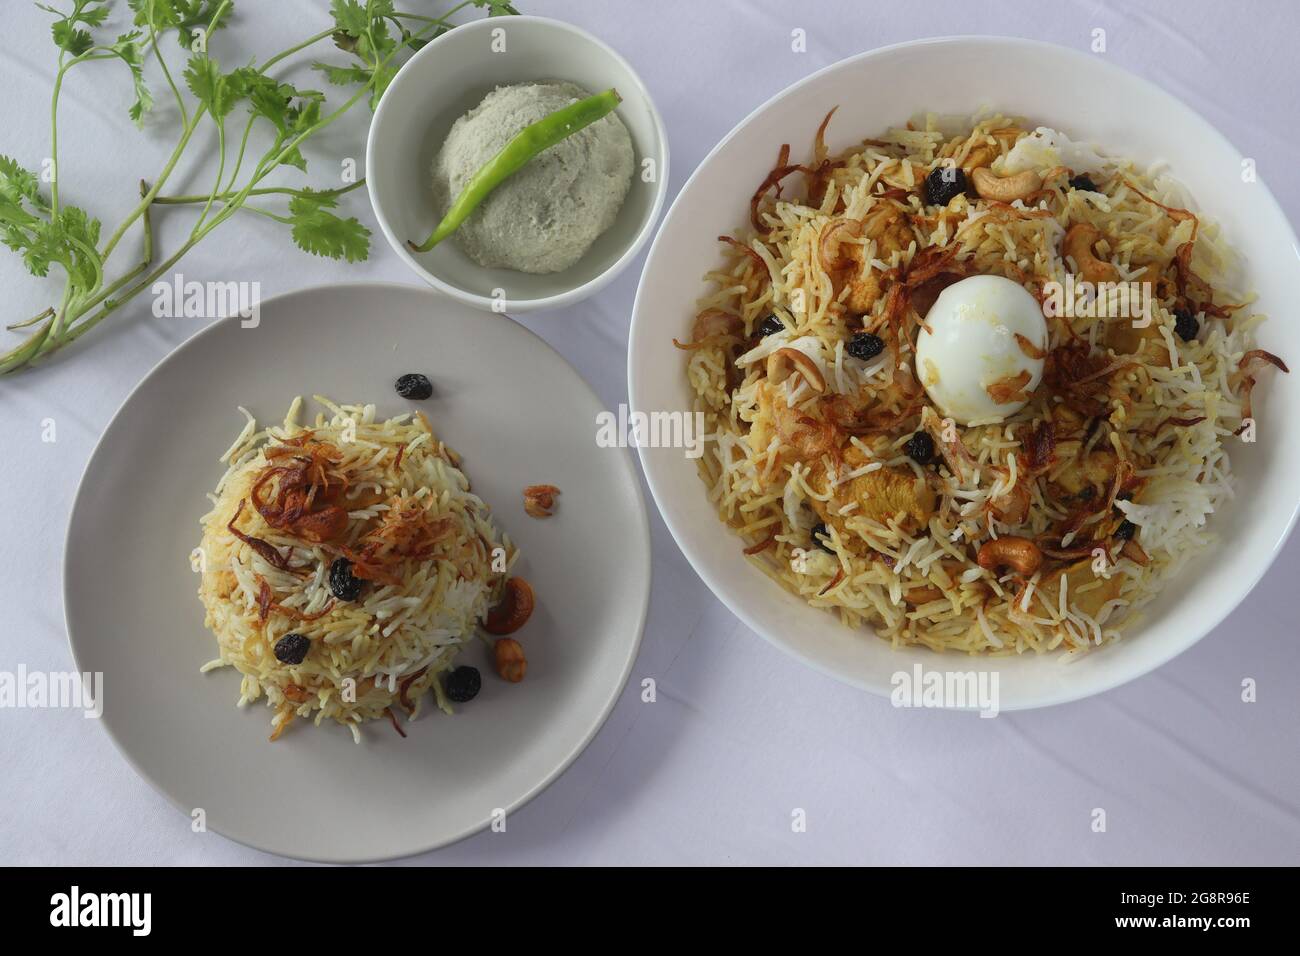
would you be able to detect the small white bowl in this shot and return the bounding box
[367,15,668,313]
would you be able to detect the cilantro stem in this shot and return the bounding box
[154,181,366,205]
[194,121,229,234]
[6,308,54,333]
[58,181,155,329]
[222,114,257,194]
[149,20,189,127]
[100,115,201,262]
[258,29,335,73]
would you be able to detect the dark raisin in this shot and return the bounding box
[1173,308,1199,342]
[445,666,481,703]
[810,522,835,552]
[1114,520,1137,541]
[1068,174,1098,192]
[924,165,967,207]
[328,557,363,602]
[757,314,784,337]
[395,373,433,400]
[905,431,935,465]
[274,632,311,665]
[846,331,886,361]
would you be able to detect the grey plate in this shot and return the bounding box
[64,283,651,863]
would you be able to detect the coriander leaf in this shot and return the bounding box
[129,0,234,48]
[54,205,103,288]
[368,61,397,110]
[312,62,371,86]
[44,0,113,55]
[184,54,238,119]
[288,190,369,263]
[474,0,521,16]
[235,70,324,170]
[14,205,99,284]
[51,21,95,55]
[0,156,44,207]
[329,0,369,38]
[0,159,50,265]
[109,32,154,127]
[366,16,396,61]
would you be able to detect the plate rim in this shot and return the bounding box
[628,34,1300,711]
[62,280,653,862]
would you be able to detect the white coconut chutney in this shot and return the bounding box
[431,81,634,273]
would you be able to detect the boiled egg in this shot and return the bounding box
[914,275,1047,425]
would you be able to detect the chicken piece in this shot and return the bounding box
[212,570,238,599]
[842,206,914,314]
[846,271,882,314]
[1104,315,1171,367]
[1040,559,1125,619]
[749,382,838,464]
[1050,446,1115,497]
[810,445,936,553]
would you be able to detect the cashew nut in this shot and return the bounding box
[903,584,945,606]
[1063,223,1119,284]
[976,536,1043,576]
[971,167,1042,203]
[767,347,826,394]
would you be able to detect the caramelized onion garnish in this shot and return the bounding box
[1231,349,1289,432]
[1121,538,1150,567]
[250,437,350,545]
[398,666,429,714]
[819,568,846,596]
[1024,420,1056,471]
[385,707,408,739]
[336,500,453,587]
[227,499,295,572]
[718,235,768,279]
[986,369,1032,405]
[751,143,814,234]
[1014,333,1046,360]
[253,573,335,625]
[1239,349,1290,375]
[818,218,861,272]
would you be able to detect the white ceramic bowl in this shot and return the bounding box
[367,15,668,313]
[629,36,1300,710]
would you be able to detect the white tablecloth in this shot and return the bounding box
[3,0,1299,866]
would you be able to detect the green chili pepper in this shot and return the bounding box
[408,87,624,253]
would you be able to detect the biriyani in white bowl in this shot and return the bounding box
[197,396,522,742]
[681,111,1288,656]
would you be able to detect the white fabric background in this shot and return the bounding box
[2,0,1299,866]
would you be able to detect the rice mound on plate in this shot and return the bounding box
[683,112,1287,658]
[196,396,515,742]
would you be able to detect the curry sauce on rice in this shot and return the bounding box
[196,396,531,741]
[682,111,1287,655]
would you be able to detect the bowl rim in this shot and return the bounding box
[628,33,1300,710]
[63,281,654,862]
[365,14,670,313]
